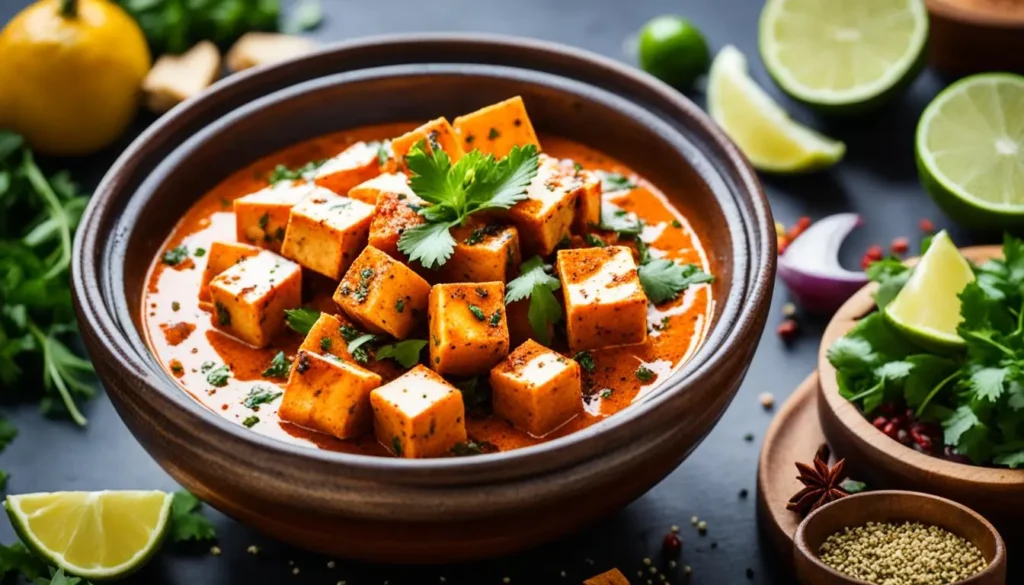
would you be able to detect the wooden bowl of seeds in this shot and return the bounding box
[793,490,1006,585]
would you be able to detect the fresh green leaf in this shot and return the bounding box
[993,450,1024,468]
[527,284,562,346]
[284,307,320,335]
[635,365,655,382]
[638,260,713,304]
[375,339,427,368]
[867,257,910,310]
[451,440,496,456]
[598,171,635,192]
[943,405,981,448]
[0,542,47,580]
[34,568,82,585]
[397,221,458,270]
[573,351,596,374]
[599,203,642,236]
[242,415,259,428]
[838,478,867,494]
[505,256,560,304]
[243,386,282,409]
[347,333,377,364]
[261,351,291,379]
[205,364,231,387]
[169,491,216,543]
[968,367,1008,402]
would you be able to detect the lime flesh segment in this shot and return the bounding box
[5,491,173,580]
[916,74,1024,229]
[885,231,975,350]
[759,0,928,111]
[707,45,845,173]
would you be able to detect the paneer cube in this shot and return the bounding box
[333,246,431,339]
[506,154,585,256]
[367,192,426,261]
[391,117,464,163]
[349,172,419,206]
[208,252,302,348]
[437,221,522,283]
[572,170,603,232]
[428,282,510,376]
[452,96,542,157]
[198,241,260,301]
[234,182,310,252]
[278,350,382,440]
[370,365,467,458]
[313,141,383,195]
[490,340,582,437]
[280,190,375,279]
[556,246,649,352]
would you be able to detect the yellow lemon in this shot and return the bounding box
[0,0,151,156]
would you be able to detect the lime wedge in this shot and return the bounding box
[5,491,173,580]
[916,73,1024,230]
[885,231,975,351]
[759,0,928,113]
[707,45,845,173]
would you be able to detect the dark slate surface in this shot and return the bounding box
[0,0,994,583]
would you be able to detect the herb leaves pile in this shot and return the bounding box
[505,256,562,345]
[397,142,540,269]
[829,235,1024,467]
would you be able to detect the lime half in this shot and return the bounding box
[885,231,975,351]
[5,491,173,580]
[707,45,845,173]
[916,74,1024,230]
[759,0,928,114]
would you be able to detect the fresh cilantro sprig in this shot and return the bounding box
[261,351,291,379]
[505,256,562,345]
[375,339,427,368]
[398,142,540,269]
[633,237,713,305]
[829,234,1024,467]
[284,307,321,335]
[169,490,217,542]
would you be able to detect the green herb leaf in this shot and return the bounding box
[638,260,713,304]
[169,490,216,543]
[598,171,635,192]
[0,542,47,580]
[284,307,321,335]
[268,159,326,184]
[573,351,596,374]
[451,440,496,456]
[262,351,291,379]
[635,365,655,382]
[205,364,231,387]
[375,339,427,368]
[397,221,458,270]
[242,415,260,428]
[347,333,377,364]
[505,256,562,345]
[599,203,642,236]
[161,245,189,266]
[243,386,283,409]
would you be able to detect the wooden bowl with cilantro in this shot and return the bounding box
[818,243,1024,536]
[70,36,775,561]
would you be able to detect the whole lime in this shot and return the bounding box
[638,15,711,89]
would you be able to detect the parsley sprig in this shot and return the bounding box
[829,234,1024,468]
[505,256,562,345]
[398,142,540,269]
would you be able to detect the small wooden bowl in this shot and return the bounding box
[794,490,1007,585]
[927,0,1024,75]
[817,246,1024,536]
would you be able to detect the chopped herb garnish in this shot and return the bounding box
[242,415,259,428]
[635,366,655,382]
[573,161,583,172]
[193,247,206,257]
[451,440,497,456]
[171,301,181,312]
[464,223,501,245]
[243,386,283,410]
[469,304,486,321]
[393,298,405,314]
[214,301,231,326]
[600,389,613,399]
[262,351,292,379]
[584,234,606,248]
[600,203,642,236]
[375,141,392,166]
[391,436,403,456]
[574,351,596,374]
[257,213,269,230]
[671,219,682,228]
[162,245,189,266]
[320,336,332,351]
[205,364,231,387]
[375,339,427,368]
[599,171,635,192]
[268,159,326,184]
[348,333,377,364]
[505,256,563,345]
[488,310,502,327]
[639,259,714,304]
[284,307,321,335]
[354,268,375,302]
[488,128,500,140]
[340,324,362,342]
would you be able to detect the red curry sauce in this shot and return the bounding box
[142,122,713,456]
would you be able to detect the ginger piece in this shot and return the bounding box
[143,41,221,114]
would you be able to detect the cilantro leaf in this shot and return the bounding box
[284,308,321,335]
[867,257,910,310]
[943,405,981,448]
[397,221,458,270]
[347,333,377,364]
[599,203,642,236]
[261,351,291,379]
[505,257,563,344]
[34,568,81,585]
[375,339,427,368]
[0,542,47,580]
[243,386,283,410]
[994,450,1024,468]
[169,490,217,543]
[968,367,1008,403]
[467,144,540,212]
[638,260,713,304]
[506,256,560,303]
[598,171,635,193]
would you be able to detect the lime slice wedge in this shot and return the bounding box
[916,73,1024,230]
[5,491,173,580]
[759,0,929,113]
[707,45,845,173]
[885,231,975,351]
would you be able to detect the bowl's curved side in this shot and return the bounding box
[816,246,1024,526]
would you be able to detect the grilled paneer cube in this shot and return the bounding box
[234,182,309,252]
[313,141,383,195]
[452,96,541,157]
[334,246,431,339]
[391,117,464,163]
[556,246,648,352]
[490,340,582,437]
[208,252,302,348]
[428,282,509,376]
[369,365,467,458]
[278,350,382,439]
[280,190,374,279]
[198,241,260,301]
[507,154,586,256]
[349,172,418,206]
[572,170,603,232]
[438,221,522,283]
[367,192,426,261]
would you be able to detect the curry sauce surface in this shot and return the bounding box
[142,122,713,456]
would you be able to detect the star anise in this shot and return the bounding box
[786,444,849,516]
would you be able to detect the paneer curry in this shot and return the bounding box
[143,96,715,458]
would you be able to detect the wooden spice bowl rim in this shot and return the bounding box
[794,490,1007,585]
[817,245,1024,488]
[927,0,1024,28]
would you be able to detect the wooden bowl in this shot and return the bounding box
[817,246,1024,537]
[71,35,775,562]
[927,0,1024,75]
[794,490,1007,585]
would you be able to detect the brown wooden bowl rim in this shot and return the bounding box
[793,490,1007,584]
[72,33,775,480]
[817,244,1024,486]
[927,0,1024,28]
